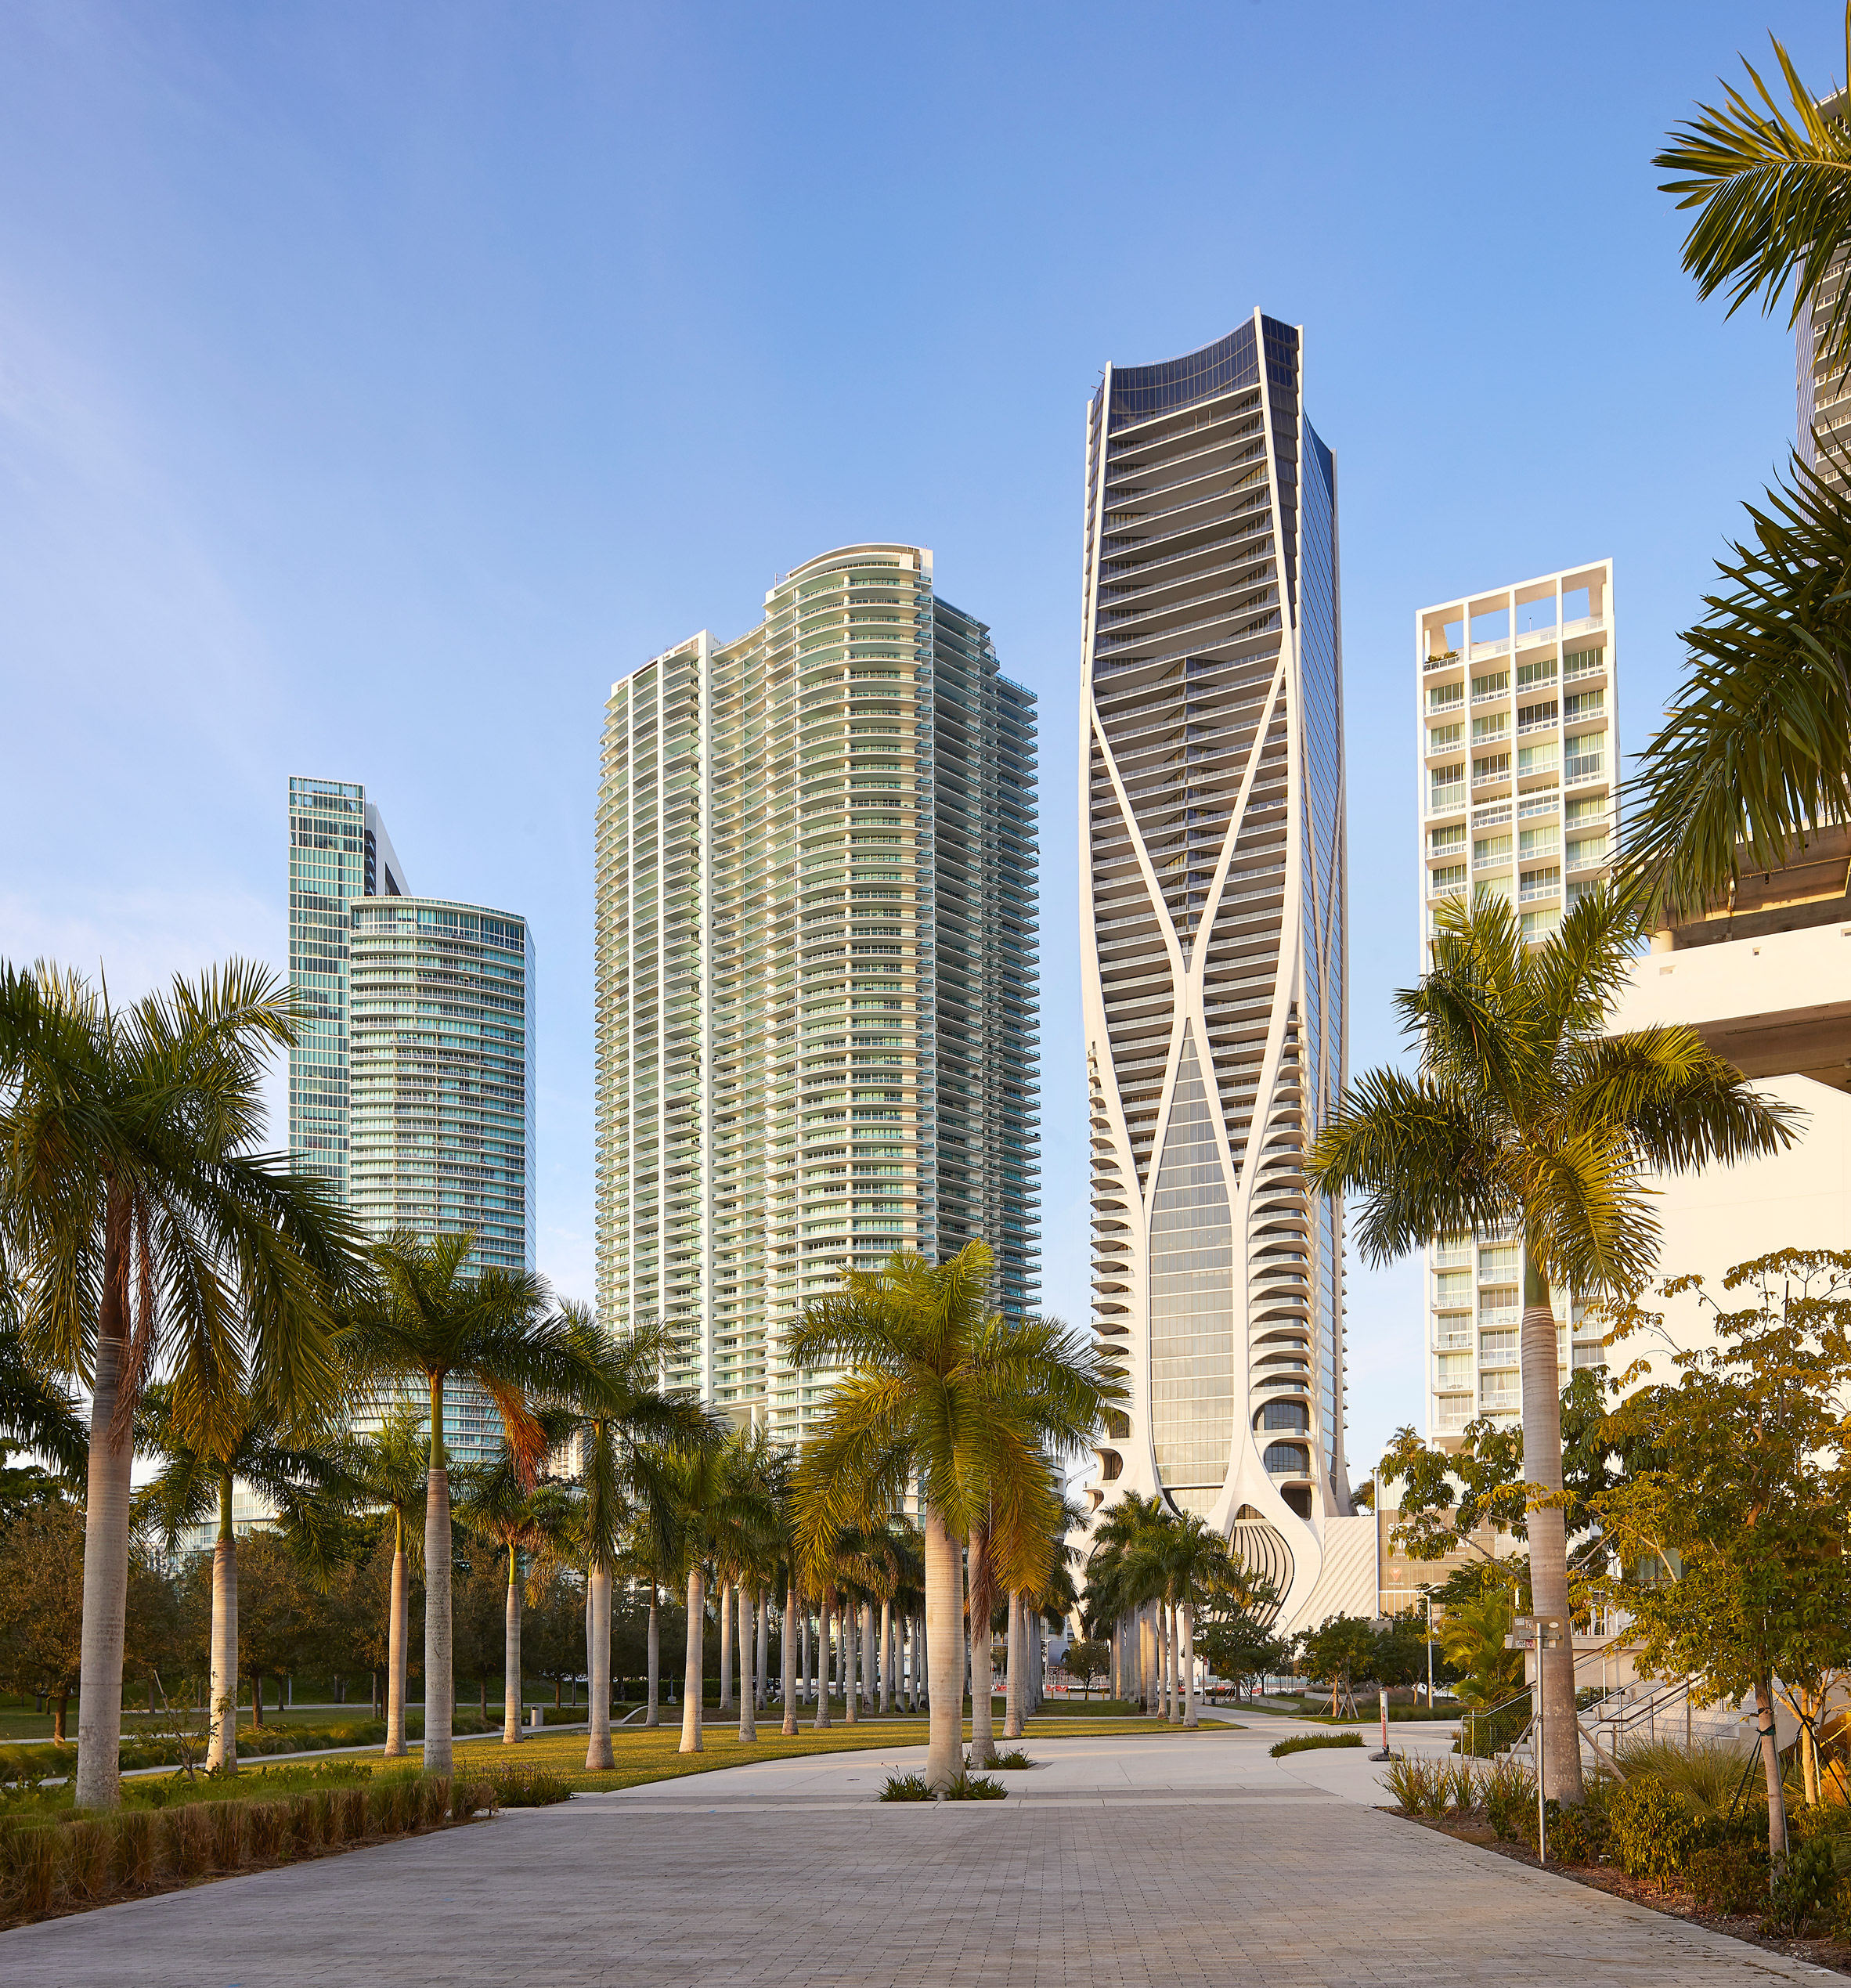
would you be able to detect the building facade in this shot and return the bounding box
[1077,314,1357,1633]
[594,543,1039,1438]
[1413,562,1618,1441]
[288,778,534,1467]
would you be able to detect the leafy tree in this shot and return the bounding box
[235,1531,316,1726]
[451,1548,505,1726]
[1296,1615,1380,1719]
[1438,1589,1524,1712]
[0,1498,85,1737]
[0,959,365,1807]
[1057,1637,1109,1701]
[1195,1611,1288,1701]
[1307,891,1793,1802]
[1596,1250,1851,1862]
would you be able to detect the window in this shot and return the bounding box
[1565,730,1606,781]
[1471,670,1509,701]
[1522,906,1560,941]
[1564,688,1603,720]
[1563,644,1604,680]
[1517,700,1558,733]
[1473,752,1510,782]
[1518,741,1557,775]
[1428,722,1463,752]
[1564,795,1607,827]
[1479,1245,1519,1278]
[1436,1270,1471,1301]
[1516,657,1557,690]
[1474,833,1512,865]
[1263,1442,1309,1476]
[1566,833,1607,868]
[1427,681,1463,712]
[1519,866,1560,901]
[1519,824,1558,857]
[1430,863,1467,896]
[1437,1353,1472,1383]
[1431,767,1464,810]
[1472,712,1509,744]
[1479,1329,1517,1362]
[1261,1400,1308,1431]
[1430,823,1465,855]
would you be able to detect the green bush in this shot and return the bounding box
[879,1772,933,1802]
[1541,1791,1609,1866]
[1609,1774,1700,1890]
[1269,1732,1364,1759]
[990,1750,1034,1771]
[944,1771,1006,1801]
[1483,1758,1535,1843]
[485,1767,568,1808]
[1765,1835,1841,1936]
[1690,1840,1769,1917]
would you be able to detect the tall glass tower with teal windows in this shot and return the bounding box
[594,544,1039,1441]
[1077,315,1352,1632]
[288,778,535,1464]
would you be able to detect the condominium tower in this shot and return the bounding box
[1413,563,1618,1442]
[1078,314,1352,1629]
[287,777,535,1464]
[594,543,1039,1437]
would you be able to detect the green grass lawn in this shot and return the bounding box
[387,1709,1241,1795]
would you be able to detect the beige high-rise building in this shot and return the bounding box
[1414,561,1617,1443]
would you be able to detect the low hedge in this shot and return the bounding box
[1270,1732,1364,1759]
[0,1771,500,1926]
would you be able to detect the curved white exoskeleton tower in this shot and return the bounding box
[1079,316,1351,1631]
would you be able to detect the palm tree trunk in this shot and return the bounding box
[923,1505,963,1793]
[1183,1603,1199,1728]
[1003,1590,1024,1741]
[1168,1603,1182,1723]
[424,1376,454,1778]
[74,1183,134,1812]
[584,1560,614,1770]
[503,1544,524,1744]
[678,1566,705,1754]
[1520,1253,1582,1803]
[968,1525,996,1767]
[756,1593,769,1712]
[813,1594,833,1729]
[799,1600,812,1705]
[384,1514,409,1757]
[738,1584,757,1742]
[879,1600,893,1715]
[781,1582,799,1736]
[207,1473,240,1774]
[718,1578,734,1714]
[843,1597,859,1725]
[645,1580,660,1728]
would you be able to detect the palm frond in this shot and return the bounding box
[1654,20,1851,373]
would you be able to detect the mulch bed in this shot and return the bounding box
[1385,1806,1851,1976]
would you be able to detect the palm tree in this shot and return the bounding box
[453,1425,575,1746]
[547,1308,705,1770]
[658,1439,736,1755]
[791,1239,1123,1794]
[345,1403,430,1756]
[1084,1492,1171,1712]
[1627,17,1851,909]
[135,1382,350,1771]
[0,960,363,1809]
[341,1232,601,1777]
[1306,890,1795,1799]
[0,1268,86,1480]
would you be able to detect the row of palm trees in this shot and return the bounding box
[0,953,1119,1803]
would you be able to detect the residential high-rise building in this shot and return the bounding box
[1077,315,1357,1632]
[594,543,1039,1438]
[1413,562,1618,1443]
[287,778,535,1466]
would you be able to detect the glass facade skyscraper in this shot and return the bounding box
[1077,316,1350,1626]
[287,778,534,1465]
[594,543,1039,1438]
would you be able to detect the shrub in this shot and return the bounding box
[879,1772,933,1802]
[1690,1840,1769,1917]
[990,1750,1034,1771]
[63,1820,110,1900]
[485,1768,569,1809]
[1383,1755,1447,1814]
[944,1772,1006,1801]
[246,1802,284,1864]
[114,1809,157,1887]
[1543,1794,1609,1867]
[1270,1732,1364,1759]
[453,1779,500,1819]
[7,1825,58,1918]
[1765,1835,1841,1936]
[1483,1758,1535,1843]
[1609,1774,1699,1890]
[1445,1760,1480,1813]
[208,1800,248,1869]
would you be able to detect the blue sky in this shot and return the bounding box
[0,1,1827,1477]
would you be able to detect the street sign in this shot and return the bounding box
[1504,1615,1568,1651]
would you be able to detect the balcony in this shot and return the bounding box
[1470,637,1511,660]
[1471,802,1512,830]
[1565,751,1604,784]
[1519,867,1561,903]
[1423,648,1463,674]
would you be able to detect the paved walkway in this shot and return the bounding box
[2,1726,1830,1986]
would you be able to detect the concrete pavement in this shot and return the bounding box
[0,1725,1831,1986]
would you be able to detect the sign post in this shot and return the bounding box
[1369,1685,1391,1760]
[1504,1616,1568,1865]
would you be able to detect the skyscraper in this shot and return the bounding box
[287,778,535,1465]
[1077,315,1351,1624]
[1413,562,1618,1444]
[594,542,1039,1438]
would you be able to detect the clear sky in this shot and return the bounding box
[0,1,1827,1481]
